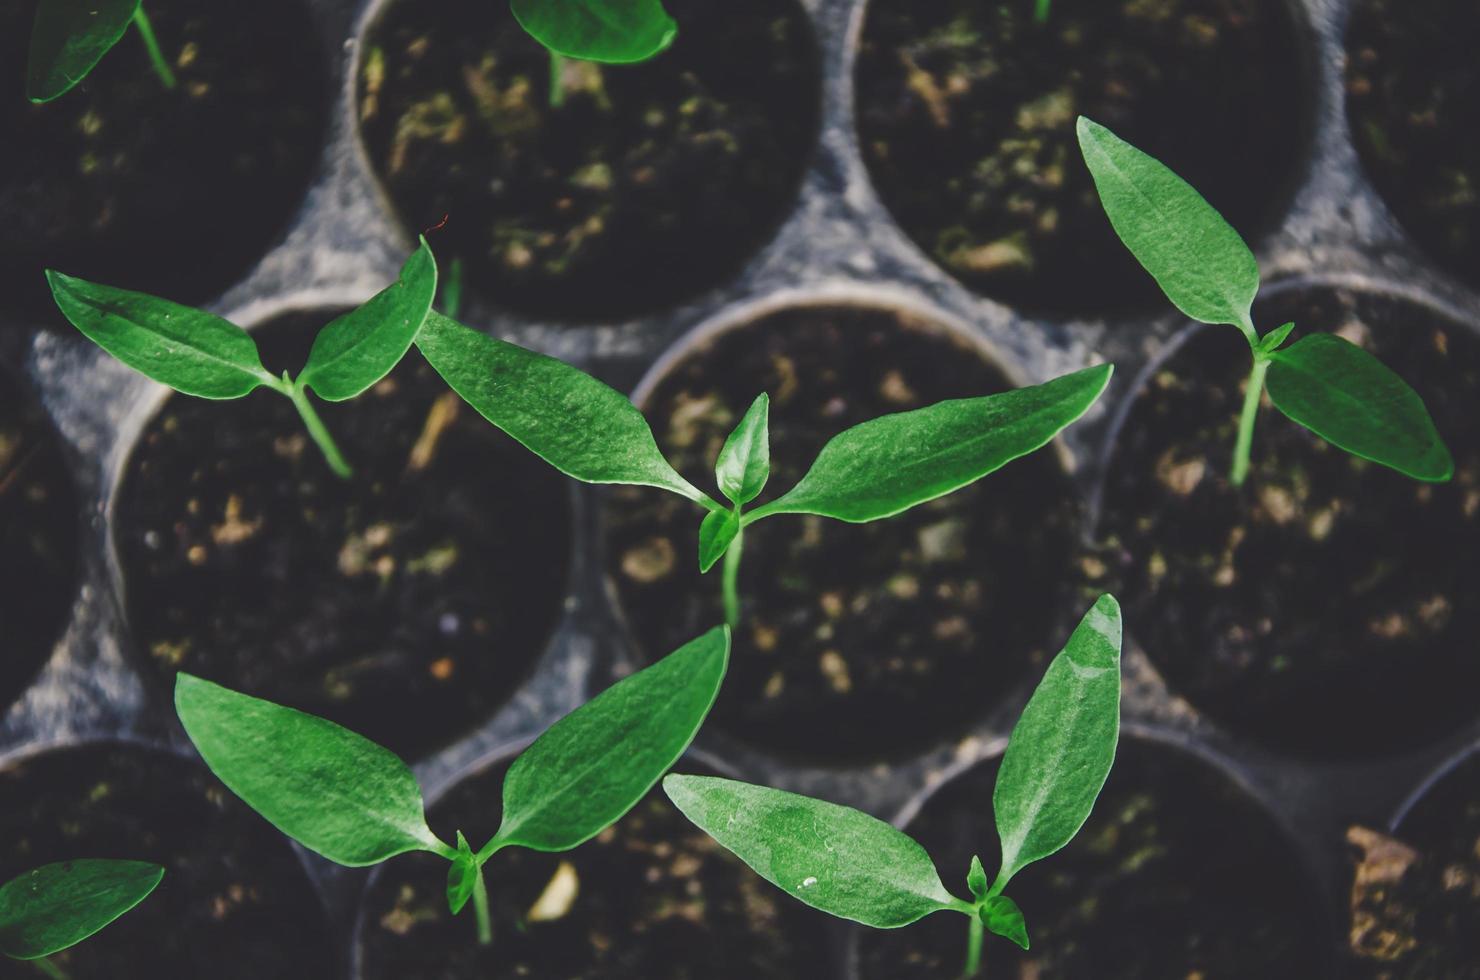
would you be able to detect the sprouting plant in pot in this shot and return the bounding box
[0,859,163,978]
[45,238,439,480]
[1077,116,1453,488]
[509,0,676,108]
[27,0,179,103]
[175,626,729,947]
[412,311,1113,629]
[663,594,1122,978]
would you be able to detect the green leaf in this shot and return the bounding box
[28,0,141,103]
[982,894,1030,951]
[746,365,1112,524]
[663,775,961,928]
[1266,334,1453,482]
[1077,117,1260,332]
[489,627,730,855]
[510,0,677,64]
[174,674,445,867]
[966,855,988,902]
[697,509,740,573]
[716,393,770,506]
[1257,322,1295,354]
[299,238,437,402]
[47,270,273,399]
[446,832,478,915]
[994,595,1122,887]
[416,312,707,503]
[0,859,162,960]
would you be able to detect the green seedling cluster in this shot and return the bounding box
[1078,117,1453,487]
[27,0,177,103]
[666,595,1122,977]
[0,859,163,975]
[175,628,729,945]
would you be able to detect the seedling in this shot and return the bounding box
[0,859,164,977]
[414,311,1112,628]
[1035,0,1051,24]
[1078,117,1453,486]
[28,0,178,104]
[664,595,1122,978]
[46,239,439,479]
[175,627,729,946]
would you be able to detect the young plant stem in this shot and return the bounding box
[962,912,985,978]
[1033,0,1051,23]
[1230,356,1272,487]
[722,528,743,629]
[131,5,178,90]
[283,374,354,479]
[31,958,68,980]
[472,866,493,946]
[548,50,566,108]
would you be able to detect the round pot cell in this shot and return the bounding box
[0,365,78,710]
[1348,750,1480,978]
[603,304,1085,764]
[854,737,1332,979]
[1346,0,1480,292]
[0,0,328,321]
[112,311,573,760]
[356,0,819,321]
[0,741,334,977]
[354,756,831,978]
[854,0,1307,317]
[1097,288,1480,758]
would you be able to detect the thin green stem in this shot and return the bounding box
[548,50,566,108]
[963,912,985,978]
[472,865,492,946]
[722,527,743,629]
[131,6,178,90]
[284,374,354,479]
[31,957,68,980]
[1033,0,1051,23]
[1231,356,1272,487]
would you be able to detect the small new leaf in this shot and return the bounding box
[716,393,770,506]
[698,509,741,573]
[47,270,273,399]
[416,312,707,503]
[488,627,730,855]
[663,775,959,928]
[28,0,141,103]
[994,595,1122,887]
[966,855,988,902]
[300,238,437,402]
[982,894,1030,951]
[510,0,677,63]
[747,365,1111,524]
[0,859,163,960]
[446,832,478,915]
[1078,117,1260,332]
[1257,322,1296,355]
[175,674,444,866]
[1266,334,1453,482]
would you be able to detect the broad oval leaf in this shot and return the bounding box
[0,859,162,960]
[716,393,770,506]
[994,594,1122,887]
[490,626,730,853]
[1078,117,1260,331]
[300,239,437,402]
[982,894,1029,951]
[28,0,141,103]
[47,270,271,399]
[746,364,1112,524]
[416,312,706,503]
[1266,333,1453,482]
[446,832,478,915]
[510,0,677,64]
[663,775,960,928]
[175,674,443,866]
[697,509,740,573]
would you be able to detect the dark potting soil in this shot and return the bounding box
[1348,754,1480,979]
[855,0,1306,317]
[602,306,1085,764]
[0,743,333,978]
[0,0,327,322]
[1097,288,1480,758]
[356,0,819,321]
[356,759,831,979]
[1346,0,1480,292]
[856,739,1331,979]
[113,313,571,760]
[0,369,76,709]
